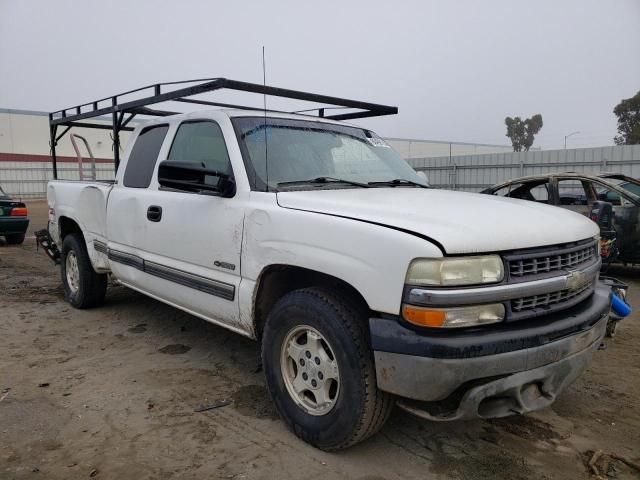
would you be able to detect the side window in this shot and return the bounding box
[557,180,591,205]
[594,184,622,206]
[167,121,232,176]
[492,183,522,197]
[527,183,549,203]
[123,125,169,188]
[492,182,549,203]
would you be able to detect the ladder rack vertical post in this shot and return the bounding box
[111,97,120,173]
[49,113,58,180]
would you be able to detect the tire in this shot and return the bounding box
[5,233,25,245]
[262,287,394,450]
[60,233,107,309]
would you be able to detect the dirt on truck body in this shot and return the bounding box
[1,200,639,479]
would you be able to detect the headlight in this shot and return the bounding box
[594,235,601,257]
[402,303,505,328]
[406,255,504,286]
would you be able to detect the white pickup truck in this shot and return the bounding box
[44,81,611,450]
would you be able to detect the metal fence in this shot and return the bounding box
[2,145,639,199]
[0,162,115,199]
[407,145,640,192]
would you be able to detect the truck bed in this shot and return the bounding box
[47,180,113,263]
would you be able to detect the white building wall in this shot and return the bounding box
[0,109,529,198]
[1,110,511,160]
[0,109,131,158]
[0,109,129,197]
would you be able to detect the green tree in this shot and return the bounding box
[614,91,640,145]
[505,114,543,152]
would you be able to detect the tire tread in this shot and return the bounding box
[262,287,393,450]
[61,233,107,309]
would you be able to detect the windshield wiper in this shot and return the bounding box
[368,179,429,188]
[277,176,370,188]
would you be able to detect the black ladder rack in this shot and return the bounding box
[48,77,398,178]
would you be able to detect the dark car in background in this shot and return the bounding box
[482,172,640,264]
[0,184,29,245]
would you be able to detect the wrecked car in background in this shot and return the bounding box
[482,172,640,265]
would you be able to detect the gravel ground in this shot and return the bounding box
[1,201,639,480]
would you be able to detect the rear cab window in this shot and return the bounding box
[123,125,170,188]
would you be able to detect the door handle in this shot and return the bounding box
[147,205,162,222]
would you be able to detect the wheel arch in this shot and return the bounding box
[58,216,84,243]
[252,264,371,340]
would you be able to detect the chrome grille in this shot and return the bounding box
[511,281,593,312]
[509,242,596,278]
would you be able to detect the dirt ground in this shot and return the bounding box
[1,201,639,480]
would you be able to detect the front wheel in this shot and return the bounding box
[60,233,107,309]
[262,288,394,450]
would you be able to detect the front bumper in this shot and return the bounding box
[371,282,611,420]
[0,217,29,235]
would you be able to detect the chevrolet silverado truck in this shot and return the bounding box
[43,79,612,450]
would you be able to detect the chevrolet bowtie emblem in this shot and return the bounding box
[565,270,588,291]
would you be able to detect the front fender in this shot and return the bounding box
[241,204,443,316]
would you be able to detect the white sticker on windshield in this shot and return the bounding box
[367,137,390,148]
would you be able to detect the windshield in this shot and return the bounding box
[620,181,640,197]
[232,117,426,191]
[594,177,640,205]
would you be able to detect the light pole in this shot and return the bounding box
[564,131,580,149]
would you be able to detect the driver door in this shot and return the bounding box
[108,119,244,330]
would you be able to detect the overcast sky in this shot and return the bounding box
[1,0,638,150]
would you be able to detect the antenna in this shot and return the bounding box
[262,46,269,192]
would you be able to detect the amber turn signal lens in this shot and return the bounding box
[402,303,505,328]
[10,207,28,216]
[402,305,446,327]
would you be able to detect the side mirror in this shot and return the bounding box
[158,161,235,197]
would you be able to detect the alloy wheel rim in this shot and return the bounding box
[66,251,80,294]
[280,325,340,416]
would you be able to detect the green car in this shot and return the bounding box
[0,184,29,245]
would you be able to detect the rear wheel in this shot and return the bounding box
[262,287,394,450]
[5,233,25,245]
[60,233,107,308]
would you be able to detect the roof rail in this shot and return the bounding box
[48,77,398,178]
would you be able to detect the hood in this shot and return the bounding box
[276,188,598,254]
